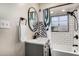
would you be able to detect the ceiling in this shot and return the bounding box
[50,3,79,16]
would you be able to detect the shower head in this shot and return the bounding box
[67,11,73,16]
[67,9,77,15]
[67,9,77,19]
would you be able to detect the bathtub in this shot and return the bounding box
[52,49,79,56]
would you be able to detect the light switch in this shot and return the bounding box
[0,20,10,29]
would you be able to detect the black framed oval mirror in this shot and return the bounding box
[28,7,38,32]
[43,9,50,31]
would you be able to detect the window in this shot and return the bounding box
[51,15,69,32]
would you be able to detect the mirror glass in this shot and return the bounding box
[28,7,38,32]
[43,9,50,31]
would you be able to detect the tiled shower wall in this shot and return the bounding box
[51,15,74,52]
[51,9,79,53]
[39,3,79,53]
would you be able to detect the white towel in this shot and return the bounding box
[19,24,27,42]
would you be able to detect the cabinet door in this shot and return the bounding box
[25,43,43,56]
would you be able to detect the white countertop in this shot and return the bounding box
[24,38,49,45]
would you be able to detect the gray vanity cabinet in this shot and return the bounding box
[25,40,49,56]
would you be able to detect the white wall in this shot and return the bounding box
[0,3,39,56]
[39,3,75,54]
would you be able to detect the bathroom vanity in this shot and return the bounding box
[25,38,49,56]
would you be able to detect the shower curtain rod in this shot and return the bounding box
[45,3,73,9]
